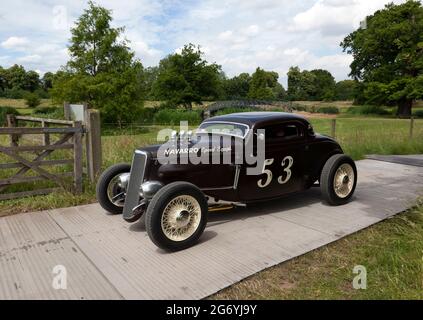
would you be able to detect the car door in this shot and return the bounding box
[238,121,307,201]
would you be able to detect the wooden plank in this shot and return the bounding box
[0,159,74,170]
[42,120,50,146]
[15,116,74,126]
[73,121,83,193]
[0,172,73,186]
[0,146,67,188]
[85,109,102,182]
[1,144,73,152]
[0,127,81,134]
[0,188,60,200]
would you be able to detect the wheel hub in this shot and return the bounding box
[333,163,355,198]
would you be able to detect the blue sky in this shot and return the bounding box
[0,0,405,86]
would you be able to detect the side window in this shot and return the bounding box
[262,122,303,141]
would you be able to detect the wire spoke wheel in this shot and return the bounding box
[333,163,355,198]
[106,173,129,207]
[161,195,202,242]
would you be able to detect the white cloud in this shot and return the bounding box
[1,36,29,50]
[0,0,408,83]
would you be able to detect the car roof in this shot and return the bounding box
[203,112,309,128]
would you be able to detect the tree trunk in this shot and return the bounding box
[396,99,412,118]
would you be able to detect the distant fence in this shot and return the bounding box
[0,115,83,200]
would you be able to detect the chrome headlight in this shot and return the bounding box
[140,181,164,199]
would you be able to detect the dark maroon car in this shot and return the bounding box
[96,112,357,251]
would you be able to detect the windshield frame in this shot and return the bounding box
[197,121,250,139]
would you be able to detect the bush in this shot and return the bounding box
[0,106,20,126]
[291,104,307,112]
[153,109,202,125]
[413,110,423,118]
[347,105,390,115]
[316,106,339,114]
[25,92,41,108]
[2,87,27,99]
[33,106,58,114]
[33,106,64,120]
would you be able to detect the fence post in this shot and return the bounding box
[41,120,50,146]
[331,119,336,138]
[73,121,83,194]
[6,114,19,147]
[64,102,71,120]
[85,109,102,182]
[409,117,414,140]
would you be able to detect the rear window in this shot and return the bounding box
[262,123,303,140]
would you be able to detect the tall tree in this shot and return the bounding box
[222,73,251,100]
[341,0,423,116]
[248,67,283,100]
[309,69,336,101]
[152,44,222,109]
[287,66,316,101]
[51,1,144,124]
[335,80,357,100]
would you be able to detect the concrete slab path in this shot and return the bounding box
[0,157,422,299]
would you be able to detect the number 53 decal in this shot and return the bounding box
[257,156,294,188]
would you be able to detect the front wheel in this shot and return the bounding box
[320,154,357,205]
[96,163,131,215]
[145,182,208,251]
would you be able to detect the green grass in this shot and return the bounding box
[211,201,423,300]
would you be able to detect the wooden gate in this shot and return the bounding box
[0,115,84,200]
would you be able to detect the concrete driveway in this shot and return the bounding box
[0,157,422,299]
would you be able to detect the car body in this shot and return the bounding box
[97,112,357,251]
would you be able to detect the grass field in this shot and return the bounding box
[211,201,423,300]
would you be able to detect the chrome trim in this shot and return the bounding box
[233,165,241,189]
[141,181,164,199]
[123,150,147,220]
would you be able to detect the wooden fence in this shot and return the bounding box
[0,115,84,200]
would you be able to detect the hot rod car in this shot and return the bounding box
[96,112,357,251]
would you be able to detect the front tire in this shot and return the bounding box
[320,154,357,205]
[145,182,208,251]
[96,163,131,215]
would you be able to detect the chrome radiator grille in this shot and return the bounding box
[122,150,147,220]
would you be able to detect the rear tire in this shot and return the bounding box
[320,154,357,205]
[96,163,131,214]
[146,182,208,251]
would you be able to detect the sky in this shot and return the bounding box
[0,0,406,86]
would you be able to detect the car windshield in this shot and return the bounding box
[197,122,249,138]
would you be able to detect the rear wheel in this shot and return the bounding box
[96,163,131,214]
[146,182,208,251]
[320,154,357,205]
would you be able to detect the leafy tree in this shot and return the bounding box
[287,66,316,100]
[143,66,159,99]
[42,72,55,91]
[152,44,222,110]
[248,67,283,100]
[309,69,336,101]
[335,80,357,100]
[222,73,251,99]
[51,1,144,124]
[341,0,423,116]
